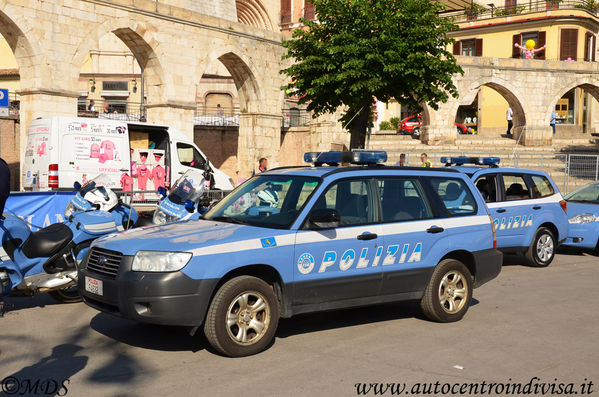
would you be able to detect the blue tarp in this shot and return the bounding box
[5,191,76,230]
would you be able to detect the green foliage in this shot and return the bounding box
[379,121,393,130]
[389,116,401,130]
[281,0,463,147]
[494,5,526,16]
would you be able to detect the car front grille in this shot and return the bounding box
[86,248,123,278]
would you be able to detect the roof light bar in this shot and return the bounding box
[441,156,500,167]
[304,151,387,166]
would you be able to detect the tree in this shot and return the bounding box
[281,0,463,149]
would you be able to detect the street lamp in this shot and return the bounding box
[89,78,96,93]
[487,3,495,17]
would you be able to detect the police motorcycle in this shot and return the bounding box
[152,170,212,225]
[0,174,138,312]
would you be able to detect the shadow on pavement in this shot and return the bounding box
[0,344,88,397]
[89,313,206,353]
[276,298,478,339]
[3,293,67,312]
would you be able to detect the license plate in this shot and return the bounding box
[85,276,103,296]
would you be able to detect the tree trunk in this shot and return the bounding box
[349,102,371,149]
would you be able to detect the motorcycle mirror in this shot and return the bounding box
[73,182,82,191]
[184,199,195,213]
[157,186,167,197]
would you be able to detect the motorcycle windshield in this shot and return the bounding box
[78,173,113,196]
[167,171,205,205]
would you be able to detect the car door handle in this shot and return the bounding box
[357,232,378,240]
[496,208,506,213]
[426,226,444,234]
[533,206,542,210]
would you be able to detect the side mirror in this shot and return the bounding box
[308,208,340,229]
[184,199,195,213]
[157,186,167,197]
[73,182,81,191]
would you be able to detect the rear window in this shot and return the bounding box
[530,175,555,198]
[429,177,477,216]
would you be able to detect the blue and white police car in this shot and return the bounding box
[78,151,502,357]
[561,182,599,253]
[442,157,569,267]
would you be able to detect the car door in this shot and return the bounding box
[293,177,384,306]
[173,142,209,188]
[486,173,531,248]
[377,176,445,295]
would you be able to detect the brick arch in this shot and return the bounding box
[236,0,274,31]
[546,77,599,122]
[70,18,171,101]
[206,48,264,113]
[0,4,43,86]
[453,77,529,134]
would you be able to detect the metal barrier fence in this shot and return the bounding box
[117,189,232,209]
[382,150,599,194]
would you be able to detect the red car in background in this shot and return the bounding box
[397,115,468,138]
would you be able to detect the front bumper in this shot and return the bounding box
[78,255,219,326]
[562,224,598,249]
[472,248,503,288]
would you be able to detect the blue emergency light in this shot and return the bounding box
[441,156,500,167]
[304,151,387,166]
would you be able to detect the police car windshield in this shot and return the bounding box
[565,183,599,203]
[204,175,320,229]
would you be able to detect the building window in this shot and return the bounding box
[512,31,546,59]
[560,28,579,61]
[281,0,291,24]
[304,0,315,20]
[453,38,483,57]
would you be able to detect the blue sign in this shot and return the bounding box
[0,89,8,107]
[260,237,277,248]
[4,192,76,231]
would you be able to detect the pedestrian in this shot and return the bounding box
[87,100,95,112]
[0,157,10,217]
[420,153,432,168]
[103,102,110,114]
[216,104,224,117]
[550,110,557,135]
[396,153,406,166]
[252,158,267,176]
[506,106,513,136]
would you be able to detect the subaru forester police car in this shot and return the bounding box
[442,157,569,267]
[78,151,502,357]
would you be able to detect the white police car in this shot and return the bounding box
[78,151,502,357]
[442,157,569,267]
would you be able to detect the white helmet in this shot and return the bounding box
[257,186,279,207]
[83,186,118,212]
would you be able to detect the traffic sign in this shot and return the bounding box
[0,89,8,107]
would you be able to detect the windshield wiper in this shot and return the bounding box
[211,216,250,225]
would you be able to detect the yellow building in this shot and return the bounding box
[448,3,599,135]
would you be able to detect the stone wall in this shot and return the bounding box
[194,126,239,179]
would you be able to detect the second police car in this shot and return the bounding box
[78,151,502,357]
[442,157,569,267]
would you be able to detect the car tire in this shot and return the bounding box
[204,276,279,357]
[525,227,556,267]
[421,259,473,323]
[412,127,420,138]
[48,286,82,303]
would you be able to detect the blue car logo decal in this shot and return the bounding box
[261,237,277,248]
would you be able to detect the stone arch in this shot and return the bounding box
[205,48,263,113]
[70,18,171,101]
[452,77,529,135]
[546,76,599,124]
[0,4,42,86]
[236,0,274,31]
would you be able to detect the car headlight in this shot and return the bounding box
[131,251,192,272]
[568,213,596,224]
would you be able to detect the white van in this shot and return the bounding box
[22,116,234,191]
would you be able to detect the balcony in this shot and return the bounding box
[194,106,240,127]
[282,109,311,128]
[0,91,20,118]
[448,0,598,23]
[78,99,146,122]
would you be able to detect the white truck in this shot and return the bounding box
[22,116,234,193]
